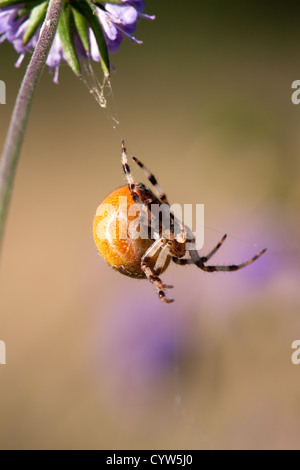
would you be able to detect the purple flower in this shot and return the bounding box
[91,288,194,411]
[0,1,155,83]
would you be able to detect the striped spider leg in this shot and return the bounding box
[172,234,267,272]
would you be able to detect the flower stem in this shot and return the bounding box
[0,0,63,256]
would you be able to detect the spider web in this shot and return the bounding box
[80,58,120,130]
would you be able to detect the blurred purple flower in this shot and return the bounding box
[91,289,195,408]
[0,1,155,83]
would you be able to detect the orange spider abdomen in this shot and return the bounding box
[93,185,170,279]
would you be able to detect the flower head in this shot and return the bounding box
[0,0,155,83]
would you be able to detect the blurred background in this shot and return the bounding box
[0,0,300,449]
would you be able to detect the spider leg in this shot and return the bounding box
[154,244,172,278]
[172,257,192,265]
[175,234,227,264]
[123,144,186,244]
[172,235,226,265]
[189,247,267,272]
[121,140,135,188]
[121,141,178,244]
[132,156,169,205]
[121,140,144,210]
[141,238,174,303]
[200,234,227,262]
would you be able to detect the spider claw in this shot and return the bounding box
[163,297,175,304]
[159,289,174,303]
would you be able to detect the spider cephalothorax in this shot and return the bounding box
[93,140,266,303]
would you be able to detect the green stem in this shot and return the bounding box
[0,0,63,256]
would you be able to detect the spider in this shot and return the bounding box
[93,140,266,303]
